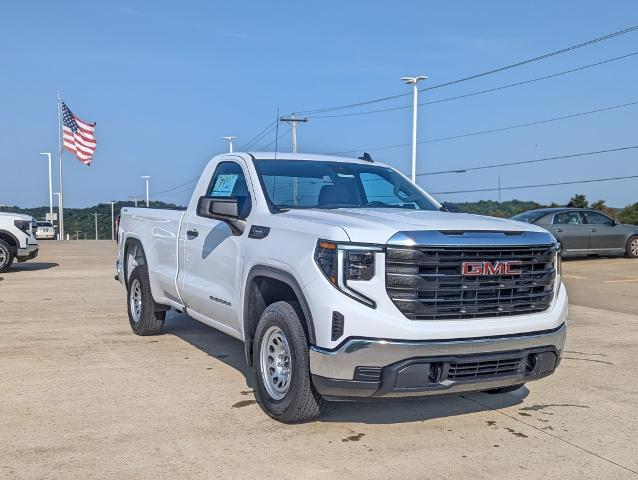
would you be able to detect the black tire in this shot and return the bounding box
[0,240,15,273]
[126,265,165,335]
[626,236,638,259]
[252,301,325,423]
[485,383,525,394]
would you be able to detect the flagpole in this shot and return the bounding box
[57,91,65,241]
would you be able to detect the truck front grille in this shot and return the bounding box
[447,357,522,380]
[385,244,557,320]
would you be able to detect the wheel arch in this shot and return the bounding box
[0,230,19,251]
[243,265,316,365]
[123,236,147,286]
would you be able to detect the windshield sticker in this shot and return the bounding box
[211,174,238,196]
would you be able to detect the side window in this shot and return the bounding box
[554,212,584,225]
[584,212,613,225]
[207,162,252,219]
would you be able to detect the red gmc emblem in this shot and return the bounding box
[461,260,523,276]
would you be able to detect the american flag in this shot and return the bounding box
[61,101,97,166]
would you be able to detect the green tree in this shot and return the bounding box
[591,199,606,211]
[618,203,638,225]
[567,194,588,208]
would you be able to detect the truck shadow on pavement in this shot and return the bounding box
[162,311,528,424]
[5,262,59,272]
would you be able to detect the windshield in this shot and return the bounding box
[511,211,546,224]
[253,160,439,211]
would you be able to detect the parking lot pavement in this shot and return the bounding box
[1,241,637,479]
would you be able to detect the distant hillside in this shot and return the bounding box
[2,201,184,239]
[455,200,545,218]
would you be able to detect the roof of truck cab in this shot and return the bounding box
[245,152,387,166]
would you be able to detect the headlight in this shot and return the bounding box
[315,240,383,308]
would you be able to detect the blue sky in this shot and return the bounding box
[1,1,637,208]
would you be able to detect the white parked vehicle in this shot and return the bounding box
[0,212,39,272]
[116,152,567,423]
[35,221,56,240]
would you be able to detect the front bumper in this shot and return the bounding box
[17,243,39,262]
[310,323,566,399]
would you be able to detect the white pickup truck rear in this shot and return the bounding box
[116,152,567,423]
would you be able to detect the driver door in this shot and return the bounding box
[178,160,253,331]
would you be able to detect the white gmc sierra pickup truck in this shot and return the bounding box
[0,212,39,272]
[116,152,567,423]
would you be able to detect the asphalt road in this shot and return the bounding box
[1,241,637,479]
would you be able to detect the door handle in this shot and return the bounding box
[555,228,564,233]
[589,228,597,232]
[187,229,199,238]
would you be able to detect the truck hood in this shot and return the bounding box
[0,212,34,222]
[282,208,549,244]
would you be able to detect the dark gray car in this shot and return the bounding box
[512,208,638,258]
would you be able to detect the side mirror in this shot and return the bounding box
[612,218,620,226]
[440,202,460,213]
[197,196,239,222]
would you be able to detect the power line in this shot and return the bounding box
[260,126,291,151]
[431,174,638,195]
[331,99,638,155]
[296,24,638,116]
[153,176,200,195]
[418,145,638,176]
[239,120,278,151]
[309,51,638,119]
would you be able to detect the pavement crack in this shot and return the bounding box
[562,356,614,365]
[462,395,638,476]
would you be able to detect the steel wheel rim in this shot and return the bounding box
[631,238,638,257]
[0,248,7,265]
[130,279,142,323]
[259,326,292,400]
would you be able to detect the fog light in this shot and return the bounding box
[525,354,537,374]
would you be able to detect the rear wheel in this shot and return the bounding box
[127,265,165,335]
[252,301,325,423]
[626,236,638,258]
[0,240,15,273]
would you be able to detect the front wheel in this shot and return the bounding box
[626,236,638,258]
[127,265,165,335]
[252,301,325,423]
[0,240,15,273]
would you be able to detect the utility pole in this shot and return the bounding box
[279,114,308,153]
[221,136,236,153]
[141,176,150,207]
[401,76,428,182]
[108,201,116,240]
[129,195,140,207]
[93,212,101,240]
[39,152,53,217]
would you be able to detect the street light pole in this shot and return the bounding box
[129,195,140,207]
[141,176,150,207]
[279,114,308,153]
[39,152,53,217]
[108,201,116,240]
[53,192,62,239]
[401,75,428,182]
[93,212,101,240]
[221,136,236,153]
